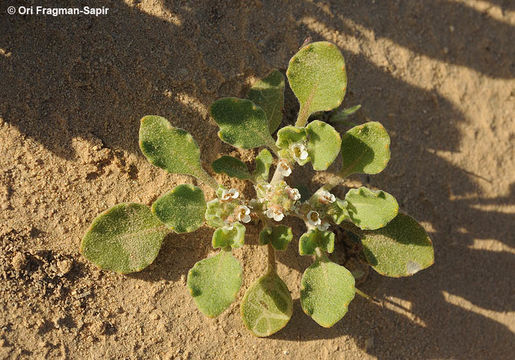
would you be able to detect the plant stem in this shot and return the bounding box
[267,243,277,274]
[355,288,380,304]
[295,104,309,127]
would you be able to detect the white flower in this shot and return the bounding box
[236,205,251,223]
[277,160,292,177]
[221,188,239,201]
[265,205,285,222]
[307,210,321,227]
[286,187,301,201]
[318,190,336,204]
[317,222,330,231]
[290,142,308,164]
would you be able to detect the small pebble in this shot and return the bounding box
[11,252,26,271]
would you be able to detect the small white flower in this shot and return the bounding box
[307,210,321,227]
[290,142,309,164]
[286,187,301,201]
[221,188,239,201]
[318,190,336,204]
[277,160,292,177]
[266,206,285,222]
[236,205,251,223]
[317,222,330,231]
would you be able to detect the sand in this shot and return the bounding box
[1,0,514,359]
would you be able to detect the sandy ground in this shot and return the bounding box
[1,0,514,359]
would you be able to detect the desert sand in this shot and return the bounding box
[1,1,514,359]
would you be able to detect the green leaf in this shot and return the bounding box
[328,104,362,124]
[299,229,335,256]
[210,98,276,149]
[247,69,285,133]
[139,116,215,187]
[187,250,242,317]
[212,223,246,249]
[212,156,251,180]
[360,214,434,277]
[253,149,273,182]
[152,184,206,233]
[340,122,391,176]
[241,272,293,337]
[344,187,398,230]
[259,226,293,251]
[300,259,355,327]
[276,126,307,149]
[205,199,225,228]
[306,120,342,171]
[326,199,350,224]
[81,203,168,274]
[287,41,347,126]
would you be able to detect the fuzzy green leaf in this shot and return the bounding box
[81,203,168,274]
[276,126,307,149]
[247,69,285,133]
[259,226,293,251]
[287,41,347,126]
[205,199,226,228]
[139,116,213,186]
[210,98,276,149]
[360,214,434,277]
[212,223,246,249]
[327,199,350,224]
[328,104,362,124]
[300,259,355,327]
[212,156,251,180]
[344,187,398,230]
[241,272,293,337]
[187,250,242,317]
[152,184,206,233]
[299,229,335,256]
[306,120,342,171]
[254,149,273,182]
[340,122,391,176]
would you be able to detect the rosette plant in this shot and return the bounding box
[81,41,434,337]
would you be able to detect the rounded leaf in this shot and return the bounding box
[212,223,246,249]
[241,272,293,337]
[259,225,293,251]
[81,203,168,274]
[212,156,251,180]
[139,116,208,180]
[287,41,347,125]
[187,250,243,317]
[247,69,285,133]
[360,213,434,277]
[344,187,398,230]
[210,98,276,149]
[152,184,206,233]
[306,120,342,171]
[253,148,273,182]
[205,199,226,228]
[299,229,335,256]
[340,122,391,176]
[276,126,307,149]
[300,259,355,327]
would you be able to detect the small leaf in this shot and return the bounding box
[241,272,293,337]
[187,250,242,317]
[276,126,307,149]
[205,199,230,228]
[326,198,350,224]
[212,223,246,249]
[340,122,391,176]
[300,259,355,327]
[259,226,293,251]
[299,229,335,256]
[287,41,347,126]
[328,104,362,124]
[253,149,273,182]
[139,116,212,183]
[306,120,342,171]
[360,213,434,277]
[81,203,168,274]
[210,98,276,149]
[247,69,285,133]
[344,187,398,230]
[152,184,206,233]
[212,156,251,180]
